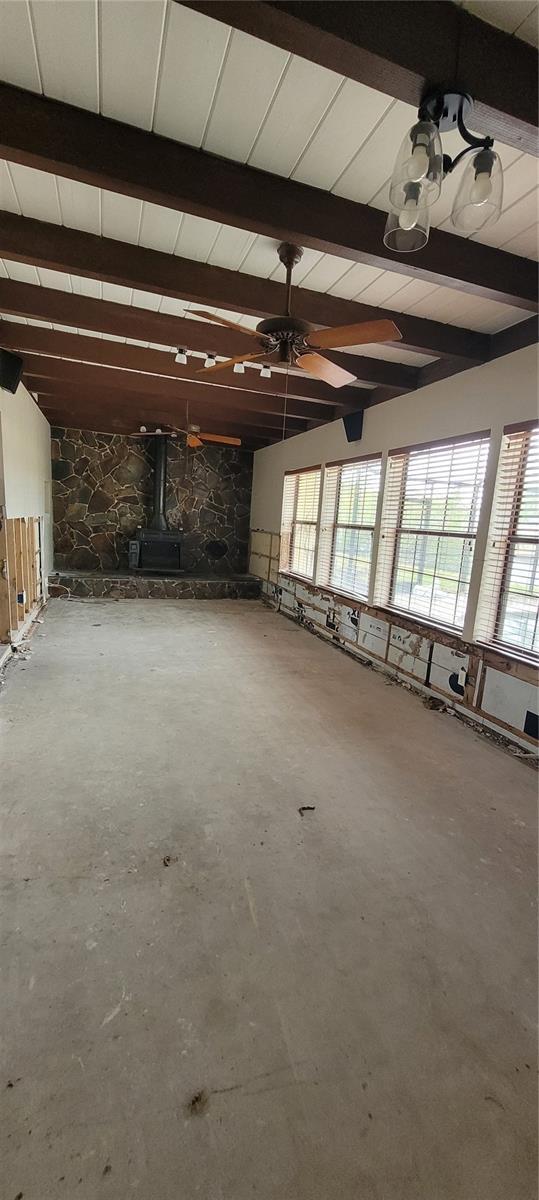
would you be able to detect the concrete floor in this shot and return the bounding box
[1,599,537,1200]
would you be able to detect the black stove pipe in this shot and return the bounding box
[151,435,168,531]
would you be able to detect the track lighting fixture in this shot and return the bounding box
[233,361,245,374]
[204,353,217,368]
[175,348,188,365]
[385,91,503,252]
[260,365,271,379]
[139,425,147,433]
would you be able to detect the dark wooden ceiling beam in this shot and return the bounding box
[0,83,536,309]
[36,388,286,443]
[0,316,400,401]
[417,314,539,387]
[42,404,274,446]
[0,212,490,363]
[184,2,539,155]
[22,356,344,423]
[0,287,417,391]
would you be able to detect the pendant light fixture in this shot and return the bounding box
[384,92,503,253]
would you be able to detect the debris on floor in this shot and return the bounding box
[163,854,179,867]
[298,806,316,817]
[188,1089,209,1116]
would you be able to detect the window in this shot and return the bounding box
[476,423,539,658]
[280,467,321,580]
[316,456,382,600]
[375,433,489,629]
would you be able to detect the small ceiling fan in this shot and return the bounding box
[131,422,241,448]
[192,243,402,388]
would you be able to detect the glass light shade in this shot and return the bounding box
[451,147,503,232]
[383,199,430,253]
[389,120,443,210]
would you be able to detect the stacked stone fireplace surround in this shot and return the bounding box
[50,427,259,600]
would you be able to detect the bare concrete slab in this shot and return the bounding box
[1,599,536,1200]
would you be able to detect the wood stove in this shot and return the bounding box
[128,436,183,574]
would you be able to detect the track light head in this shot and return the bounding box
[233,361,245,374]
[175,348,188,365]
[204,353,217,368]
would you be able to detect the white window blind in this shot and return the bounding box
[475,423,539,657]
[279,467,321,580]
[375,433,489,629]
[316,456,382,600]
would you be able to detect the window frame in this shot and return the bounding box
[316,453,382,603]
[479,422,539,661]
[376,431,490,633]
[279,465,322,582]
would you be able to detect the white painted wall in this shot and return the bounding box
[250,345,539,532]
[0,382,53,580]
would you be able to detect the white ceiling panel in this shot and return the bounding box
[502,223,539,259]
[408,285,480,325]
[292,79,392,190]
[354,270,414,308]
[71,275,102,299]
[515,6,539,46]
[327,262,384,300]
[203,30,289,162]
[3,259,40,285]
[0,162,21,214]
[207,226,256,271]
[0,1,41,92]
[57,177,101,235]
[248,56,343,178]
[299,253,356,294]
[100,0,166,130]
[102,283,133,306]
[499,154,539,210]
[8,161,61,223]
[29,0,98,112]
[333,100,415,204]
[131,288,163,312]
[460,1,537,36]
[345,343,436,367]
[153,4,229,147]
[238,237,282,279]
[37,267,71,292]
[174,213,221,262]
[101,190,142,244]
[472,186,539,248]
[384,279,440,313]
[138,202,183,254]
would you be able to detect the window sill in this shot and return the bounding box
[475,639,539,670]
[382,604,465,640]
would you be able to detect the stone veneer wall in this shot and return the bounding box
[51,427,253,574]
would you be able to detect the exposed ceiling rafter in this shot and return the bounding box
[0,83,536,309]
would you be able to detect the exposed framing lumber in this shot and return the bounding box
[0,294,417,394]
[0,517,12,640]
[184,1,539,155]
[0,85,536,310]
[0,212,490,363]
[13,519,25,623]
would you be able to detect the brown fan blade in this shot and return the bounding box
[190,310,261,338]
[197,351,268,375]
[306,319,402,350]
[296,352,357,389]
[199,433,242,446]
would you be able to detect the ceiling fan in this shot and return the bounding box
[131,422,241,448]
[192,243,402,388]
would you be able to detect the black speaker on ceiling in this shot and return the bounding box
[342,409,364,444]
[0,348,24,395]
